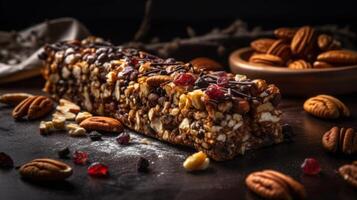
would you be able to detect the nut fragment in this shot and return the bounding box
[190,57,223,72]
[12,96,53,120]
[39,121,55,135]
[339,162,357,189]
[183,151,210,172]
[80,116,123,133]
[19,158,73,181]
[322,126,357,155]
[245,170,306,200]
[66,123,87,137]
[0,93,33,106]
[75,111,93,123]
[303,94,350,119]
[53,111,76,121]
[52,116,66,130]
[58,99,80,114]
[317,34,341,51]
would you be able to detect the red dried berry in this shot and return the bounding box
[0,152,14,169]
[173,73,196,86]
[217,75,229,87]
[88,162,109,177]
[73,150,88,165]
[301,158,321,175]
[205,84,225,100]
[116,132,130,145]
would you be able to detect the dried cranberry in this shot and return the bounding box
[205,84,225,100]
[73,151,88,165]
[217,75,229,87]
[0,152,14,169]
[301,158,321,175]
[88,162,109,177]
[137,157,150,172]
[173,73,196,86]
[116,132,130,145]
[58,147,70,159]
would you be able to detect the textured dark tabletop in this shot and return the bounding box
[0,77,357,200]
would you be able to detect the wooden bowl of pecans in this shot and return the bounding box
[229,26,357,96]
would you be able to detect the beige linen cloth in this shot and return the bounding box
[0,18,90,84]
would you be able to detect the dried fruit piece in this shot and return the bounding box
[19,158,73,181]
[0,93,33,106]
[339,162,357,189]
[249,54,284,66]
[301,158,321,175]
[58,147,70,159]
[250,38,276,53]
[72,151,88,165]
[313,61,334,69]
[12,96,53,120]
[89,131,102,141]
[288,59,312,69]
[205,84,225,100]
[322,126,357,155]
[190,57,223,72]
[0,152,14,169]
[116,132,130,145]
[317,50,357,65]
[137,157,150,172]
[303,95,350,119]
[183,151,210,172]
[88,162,109,177]
[274,27,297,40]
[267,39,292,62]
[291,26,316,57]
[174,73,196,86]
[80,116,123,133]
[245,170,306,200]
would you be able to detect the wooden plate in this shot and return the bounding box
[229,47,357,96]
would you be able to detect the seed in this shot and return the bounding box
[58,147,70,159]
[137,157,150,172]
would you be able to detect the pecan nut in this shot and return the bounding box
[288,60,312,69]
[303,95,350,119]
[267,40,292,62]
[317,34,341,51]
[249,54,284,66]
[250,38,276,53]
[322,126,357,155]
[313,61,334,69]
[146,75,172,87]
[19,158,73,181]
[190,57,223,72]
[0,93,33,106]
[245,170,306,200]
[12,96,53,120]
[317,50,357,65]
[291,26,316,57]
[79,116,123,133]
[274,27,297,40]
[339,162,357,189]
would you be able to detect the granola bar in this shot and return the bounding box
[40,37,283,161]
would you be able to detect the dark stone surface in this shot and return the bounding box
[0,76,357,200]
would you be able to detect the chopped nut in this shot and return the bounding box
[183,151,210,171]
[52,116,66,130]
[53,111,76,121]
[58,99,80,113]
[66,123,86,137]
[187,90,205,110]
[39,121,54,135]
[75,112,93,123]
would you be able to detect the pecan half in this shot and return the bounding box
[267,39,292,62]
[19,158,73,181]
[317,50,357,65]
[245,170,305,200]
[317,34,341,51]
[303,95,350,119]
[291,26,316,57]
[339,162,357,189]
[288,60,312,69]
[0,93,33,106]
[146,75,172,87]
[79,116,123,133]
[190,57,223,72]
[274,27,297,40]
[313,61,334,69]
[250,38,276,53]
[12,96,53,120]
[249,54,284,66]
[322,126,357,155]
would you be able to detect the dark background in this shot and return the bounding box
[1,0,357,44]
